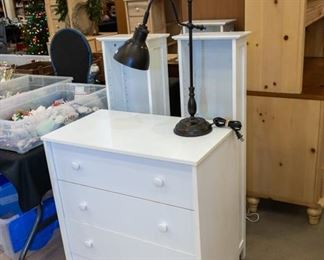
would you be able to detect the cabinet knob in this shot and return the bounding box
[158,222,168,233]
[71,161,81,171]
[136,7,140,11]
[79,201,88,211]
[153,177,165,187]
[84,239,94,248]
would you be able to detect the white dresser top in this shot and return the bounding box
[173,31,250,40]
[42,110,231,166]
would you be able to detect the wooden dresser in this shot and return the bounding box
[123,0,166,33]
[43,110,245,260]
[245,0,324,224]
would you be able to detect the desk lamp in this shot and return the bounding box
[114,0,212,137]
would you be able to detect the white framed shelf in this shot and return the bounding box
[99,34,170,115]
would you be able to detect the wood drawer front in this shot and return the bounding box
[129,17,143,32]
[52,144,194,209]
[60,181,195,254]
[67,220,195,260]
[127,2,148,17]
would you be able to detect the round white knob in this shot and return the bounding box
[158,222,168,233]
[136,7,140,11]
[84,240,94,248]
[79,201,88,211]
[153,177,165,187]
[71,161,80,170]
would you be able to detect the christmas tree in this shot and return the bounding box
[23,0,49,55]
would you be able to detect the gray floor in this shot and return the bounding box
[246,200,324,260]
[1,200,323,260]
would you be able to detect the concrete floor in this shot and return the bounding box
[246,199,324,260]
[1,199,323,260]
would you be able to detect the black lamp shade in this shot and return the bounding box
[113,25,150,71]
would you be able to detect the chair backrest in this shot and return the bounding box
[50,28,92,83]
[0,24,7,54]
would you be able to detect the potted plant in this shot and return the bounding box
[85,0,102,35]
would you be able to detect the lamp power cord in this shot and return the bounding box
[246,210,260,223]
[212,117,244,141]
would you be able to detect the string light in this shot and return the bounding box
[23,0,49,55]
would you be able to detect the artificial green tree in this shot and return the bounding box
[23,0,49,55]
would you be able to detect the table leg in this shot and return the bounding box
[18,204,43,260]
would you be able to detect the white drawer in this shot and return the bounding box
[60,181,195,254]
[127,2,148,17]
[52,144,194,209]
[67,220,195,260]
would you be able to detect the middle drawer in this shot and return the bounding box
[59,181,196,255]
[52,144,194,209]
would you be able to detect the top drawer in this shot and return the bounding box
[51,144,194,209]
[127,2,148,17]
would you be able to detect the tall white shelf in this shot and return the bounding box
[174,31,250,258]
[99,34,170,115]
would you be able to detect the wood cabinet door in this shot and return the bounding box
[245,0,306,94]
[247,96,322,206]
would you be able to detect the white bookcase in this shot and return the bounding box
[173,32,249,123]
[99,34,170,115]
[174,32,250,258]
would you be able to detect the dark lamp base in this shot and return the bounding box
[174,116,212,137]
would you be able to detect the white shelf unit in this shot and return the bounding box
[173,32,249,122]
[182,19,236,33]
[174,32,250,258]
[99,34,170,115]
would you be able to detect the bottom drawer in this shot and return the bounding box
[67,220,195,260]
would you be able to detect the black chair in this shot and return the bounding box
[50,28,92,83]
[0,24,7,54]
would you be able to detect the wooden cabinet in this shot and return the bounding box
[246,0,324,94]
[43,110,245,260]
[247,95,324,224]
[245,0,324,224]
[124,0,166,33]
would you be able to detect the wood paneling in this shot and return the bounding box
[115,0,130,33]
[247,96,322,207]
[245,0,306,94]
[305,18,324,57]
[181,0,245,30]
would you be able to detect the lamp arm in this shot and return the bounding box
[142,0,205,30]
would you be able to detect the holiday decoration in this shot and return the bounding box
[55,0,68,22]
[86,0,102,27]
[23,0,49,55]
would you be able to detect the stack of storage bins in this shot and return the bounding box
[0,76,107,154]
[0,75,107,258]
[0,75,71,100]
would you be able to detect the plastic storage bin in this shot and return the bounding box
[0,175,21,218]
[0,83,107,154]
[0,197,58,260]
[0,75,72,101]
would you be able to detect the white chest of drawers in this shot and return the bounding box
[42,110,245,260]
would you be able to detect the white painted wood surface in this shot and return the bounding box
[173,32,249,120]
[99,34,170,115]
[43,110,244,260]
[174,32,249,257]
[182,19,236,33]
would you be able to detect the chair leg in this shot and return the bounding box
[18,204,43,260]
